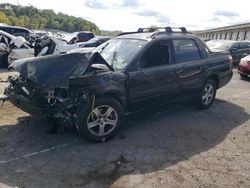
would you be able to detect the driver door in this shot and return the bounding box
[128,40,178,110]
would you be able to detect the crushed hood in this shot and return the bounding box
[10,52,90,88]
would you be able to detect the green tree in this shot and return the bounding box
[0,3,101,34]
[0,11,10,24]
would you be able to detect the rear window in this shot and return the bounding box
[11,28,29,38]
[173,39,201,63]
[239,43,250,49]
[77,32,94,41]
[0,27,29,38]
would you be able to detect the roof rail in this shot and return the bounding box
[117,26,190,36]
[137,26,188,33]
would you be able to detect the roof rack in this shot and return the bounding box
[117,26,190,36]
[137,27,188,33]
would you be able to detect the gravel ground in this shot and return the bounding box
[0,68,249,188]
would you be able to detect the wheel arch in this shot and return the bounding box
[207,74,219,89]
[95,90,128,111]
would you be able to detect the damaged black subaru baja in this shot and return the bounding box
[4,27,233,141]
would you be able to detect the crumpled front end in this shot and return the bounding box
[4,52,115,127]
[4,75,80,127]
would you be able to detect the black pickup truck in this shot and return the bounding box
[4,27,233,141]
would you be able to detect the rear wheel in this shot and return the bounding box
[77,96,124,142]
[196,79,216,109]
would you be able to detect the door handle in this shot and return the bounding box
[176,70,184,74]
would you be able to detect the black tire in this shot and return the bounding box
[196,79,217,109]
[240,74,248,79]
[76,96,124,142]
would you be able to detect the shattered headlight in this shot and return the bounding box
[46,89,57,105]
[45,88,68,106]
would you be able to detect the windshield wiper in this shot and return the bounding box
[111,51,117,68]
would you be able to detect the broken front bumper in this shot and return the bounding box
[5,86,81,128]
[5,87,56,116]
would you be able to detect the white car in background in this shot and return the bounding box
[0,30,34,68]
[34,36,80,56]
[0,30,82,68]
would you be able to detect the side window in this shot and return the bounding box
[0,27,10,33]
[173,39,201,63]
[231,43,240,49]
[239,43,250,49]
[204,46,210,54]
[12,29,28,38]
[142,41,171,68]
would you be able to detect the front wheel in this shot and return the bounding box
[196,79,217,109]
[77,96,124,142]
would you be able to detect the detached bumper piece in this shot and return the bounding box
[0,95,8,102]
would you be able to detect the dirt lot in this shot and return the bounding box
[0,69,249,188]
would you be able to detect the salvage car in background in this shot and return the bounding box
[78,37,110,48]
[4,27,233,142]
[0,32,83,67]
[67,37,111,54]
[238,54,250,78]
[206,40,250,65]
[0,25,31,40]
[68,31,95,44]
[0,30,33,68]
[34,36,80,56]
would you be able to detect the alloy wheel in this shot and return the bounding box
[202,84,215,105]
[87,105,118,137]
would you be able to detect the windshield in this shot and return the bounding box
[93,38,146,70]
[206,40,234,52]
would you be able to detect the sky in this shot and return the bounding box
[1,0,250,31]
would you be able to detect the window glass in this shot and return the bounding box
[0,27,10,33]
[173,39,201,63]
[93,39,146,70]
[204,45,210,54]
[142,41,171,68]
[239,43,250,49]
[11,29,29,38]
[231,43,240,49]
